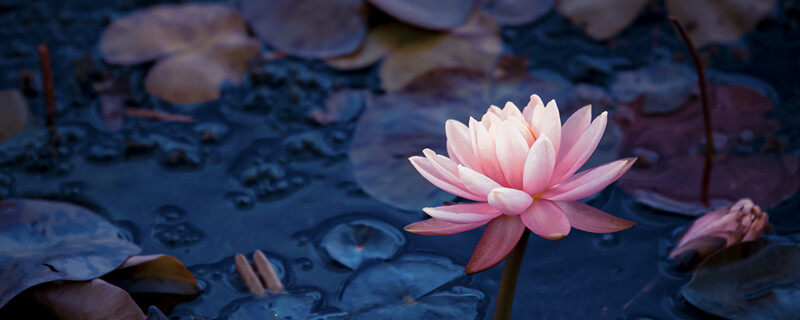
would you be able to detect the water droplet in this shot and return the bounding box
[225,192,254,210]
[154,205,186,223]
[594,233,620,248]
[294,257,313,271]
[152,222,204,248]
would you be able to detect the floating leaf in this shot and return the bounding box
[339,253,483,319]
[556,0,649,41]
[0,89,29,143]
[100,4,258,104]
[321,218,405,269]
[324,23,426,71]
[367,0,473,30]
[615,82,800,215]
[0,199,140,308]
[227,292,319,320]
[683,241,800,319]
[241,0,367,58]
[666,0,778,48]
[610,62,697,115]
[379,11,502,91]
[32,279,145,320]
[479,0,555,26]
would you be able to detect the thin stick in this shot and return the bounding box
[37,43,59,144]
[493,229,530,320]
[234,253,265,296]
[253,250,285,294]
[670,17,714,207]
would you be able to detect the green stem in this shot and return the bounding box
[493,229,530,320]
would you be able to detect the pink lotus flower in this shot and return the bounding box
[405,95,637,273]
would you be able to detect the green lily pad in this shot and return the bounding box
[0,199,141,308]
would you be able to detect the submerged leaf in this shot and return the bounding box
[683,241,800,319]
[100,4,258,104]
[367,0,473,30]
[0,89,29,143]
[321,218,405,269]
[242,0,367,58]
[0,199,140,308]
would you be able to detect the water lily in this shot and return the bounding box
[404,94,637,273]
[670,198,768,269]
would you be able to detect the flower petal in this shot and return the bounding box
[531,99,562,155]
[509,117,535,145]
[522,136,556,195]
[487,187,533,215]
[445,120,480,169]
[550,111,607,185]
[469,118,507,184]
[542,158,636,201]
[409,156,483,201]
[457,165,502,197]
[520,200,571,240]
[554,201,636,233]
[404,218,489,236]
[558,105,592,162]
[522,94,544,125]
[495,121,529,188]
[465,215,526,274]
[501,101,525,121]
[481,111,502,130]
[423,203,502,223]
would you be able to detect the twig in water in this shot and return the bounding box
[235,250,286,296]
[37,43,60,145]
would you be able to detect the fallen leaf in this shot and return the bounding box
[104,255,200,296]
[100,4,258,104]
[367,0,474,30]
[241,0,367,58]
[323,23,428,71]
[379,11,502,91]
[32,279,145,320]
[615,82,800,215]
[683,240,800,319]
[0,199,141,308]
[479,0,555,26]
[0,89,29,143]
[556,0,649,41]
[666,0,777,48]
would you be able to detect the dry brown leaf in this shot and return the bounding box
[367,0,474,30]
[555,0,649,41]
[666,0,777,48]
[242,0,367,58]
[100,4,258,105]
[108,254,200,296]
[0,89,29,143]
[324,23,428,70]
[379,11,502,91]
[33,279,145,320]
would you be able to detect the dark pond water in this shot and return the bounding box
[2,1,800,319]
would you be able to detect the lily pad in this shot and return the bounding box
[0,199,141,308]
[479,0,555,26]
[226,292,320,320]
[0,90,29,143]
[100,4,259,104]
[683,240,800,319]
[320,218,405,269]
[615,82,800,215]
[666,0,778,48]
[379,11,502,91]
[367,0,473,30]
[338,253,483,319]
[556,0,649,41]
[241,0,367,58]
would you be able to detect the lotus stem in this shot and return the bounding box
[493,229,530,320]
[37,43,59,145]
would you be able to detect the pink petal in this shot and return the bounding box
[458,165,502,197]
[469,118,506,185]
[550,111,607,185]
[531,100,562,155]
[487,105,502,115]
[445,120,480,169]
[509,117,535,145]
[558,105,592,162]
[488,187,533,215]
[481,111,502,130]
[500,101,524,121]
[495,121,529,188]
[520,200,571,240]
[542,158,636,201]
[423,203,502,223]
[522,94,544,125]
[522,136,556,195]
[554,201,636,233]
[465,215,526,274]
[404,218,489,236]
[409,156,483,201]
